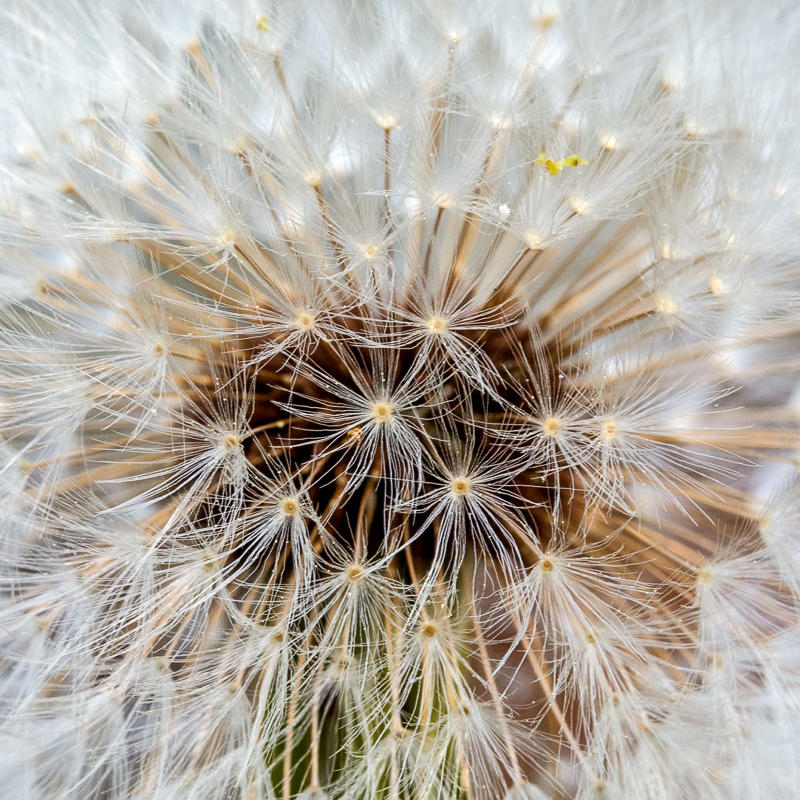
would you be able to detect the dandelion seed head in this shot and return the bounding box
[2,0,800,798]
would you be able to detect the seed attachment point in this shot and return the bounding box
[221,433,241,452]
[708,277,726,296]
[542,417,563,438]
[600,419,618,442]
[280,497,300,517]
[451,477,471,496]
[294,311,316,331]
[421,621,437,638]
[657,297,676,315]
[371,402,394,423]
[347,565,365,582]
[426,316,449,336]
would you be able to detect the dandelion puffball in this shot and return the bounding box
[1,1,800,799]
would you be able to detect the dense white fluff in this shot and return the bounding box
[1,1,800,799]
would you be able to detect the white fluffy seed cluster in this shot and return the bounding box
[1,1,800,798]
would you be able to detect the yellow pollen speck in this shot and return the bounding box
[426,316,449,335]
[697,567,712,585]
[372,402,394,423]
[542,416,562,438]
[421,621,437,638]
[294,311,316,331]
[281,497,300,517]
[540,557,554,573]
[657,297,677,315]
[538,152,588,175]
[256,15,270,33]
[451,477,471,496]
[585,631,597,644]
[152,342,165,358]
[708,277,726,296]
[537,152,562,176]
[600,419,618,441]
[346,427,363,443]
